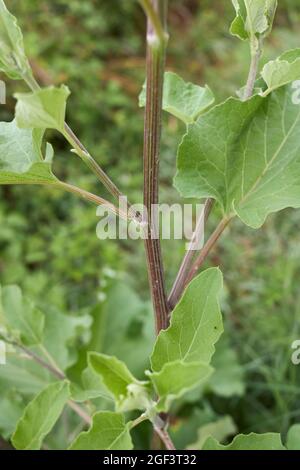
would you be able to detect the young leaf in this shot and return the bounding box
[175,85,300,229]
[70,367,113,403]
[12,381,70,450]
[0,0,33,80]
[203,432,285,450]
[147,360,212,412]
[230,0,277,41]
[286,424,300,450]
[187,416,237,450]
[69,411,133,450]
[261,49,300,94]
[0,284,44,346]
[89,352,151,412]
[15,85,70,132]
[151,268,223,371]
[139,72,214,124]
[0,120,57,185]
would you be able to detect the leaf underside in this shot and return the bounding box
[0,120,57,185]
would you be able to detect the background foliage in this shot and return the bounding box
[1,0,300,449]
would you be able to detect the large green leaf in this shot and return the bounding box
[15,85,70,132]
[0,0,33,80]
[12,381,70,450]
[203,432,285,450]
[69,411,133,450]
[175,85,300,229]
[89,352,151,412]
[262,49,300,94]
[139,72,214,124]
[151,268,223,371]
[0,284,44,346]
[146,268,222,411]
[148,360,212,412]
[0,120,57,185]
[230,0,277,41]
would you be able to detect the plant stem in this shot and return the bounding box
[184,216,231,288]
[39,344,63,372]
[62,125,125,201]
[243,39,262,100]
[142,0,169,334]
[15,342,65,380]
[168,198,213,309]
[139,0,167,44]
[153,425,176,450]
[130,414,148,429]
[67,401,92,426]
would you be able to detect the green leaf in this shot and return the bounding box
[151,268,223,371]
[15,85,70,132]
[0,120,57,185]
[286,424,300,450]
[12,381,70,450]
[0,284,44,346]
[89,352,151,412]
[187,416,237,450]
[0,0,33,80]
[69,411,133,450]
[262,49,300,94]
[139,72,214,124]
[230,0,277,41]
[175,85,300,229]
[203,432,285,450]
[70,367,113,403]
[147,360,212,412]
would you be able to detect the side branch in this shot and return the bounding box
[12,342,92,426]
[168,199,214,309]
[23,74,127,204]
[184,216,231,289]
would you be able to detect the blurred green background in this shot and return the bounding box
[1,0,300,449]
